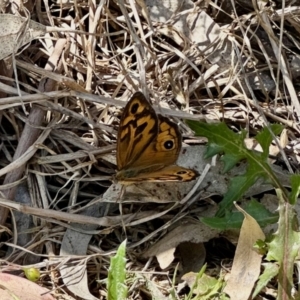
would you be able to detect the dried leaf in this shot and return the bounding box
[224,203,265,300]
[0,14,46,60]
[59,203,105,300]
[143,221,218,269]
[0,273,55,300]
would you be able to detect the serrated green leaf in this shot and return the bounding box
[107,240,128,300]
[205,143,224,158]
[217,172,258,216]
[266,189,300,298]
[201,199,278,230]
[266,191,300,261]
[187,122,249,173]
[187,120,288,216]
[220,153,244,173]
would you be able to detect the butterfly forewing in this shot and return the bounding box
[117,92,158,170]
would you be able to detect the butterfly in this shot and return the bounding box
[115,92,199,184]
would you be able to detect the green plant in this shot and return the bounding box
[107,239,128,300]
[187,121,300,299]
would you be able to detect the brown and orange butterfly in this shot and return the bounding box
[115,92,199,184]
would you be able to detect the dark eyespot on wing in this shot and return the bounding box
[163,140,174,150]
[130,102,139,114]
[156,115,181,154]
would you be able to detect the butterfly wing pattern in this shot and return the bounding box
[116,92,199,183]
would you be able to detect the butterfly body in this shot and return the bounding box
[116,92,198,184]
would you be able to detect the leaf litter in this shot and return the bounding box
[0,0,299,299]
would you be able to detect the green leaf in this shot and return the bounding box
[217,172,258,216]
[252,263,279,298]
[183,265,226,300]
[187,122,248,173]
[289,175,300,205]
[205,143,223,158]
[187,120,286,215]
[192,273,223,299]
[253,239,268,255]
[266,189,300,298]
[201,199,278,230]
[107,240,128,300]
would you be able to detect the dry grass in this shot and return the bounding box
[0,0,299,299]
